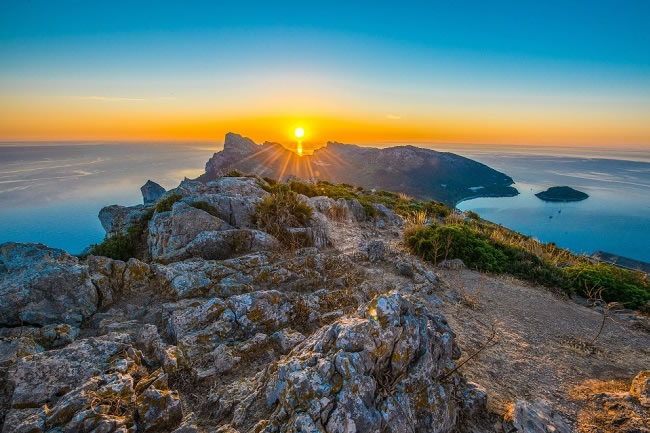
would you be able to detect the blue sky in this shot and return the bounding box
[1,0,649,145]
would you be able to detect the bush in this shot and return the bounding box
[564,263,650,309]
[224,169,243,177]
[406,224,507,273]
[466,210,480,220]
[89,232,134,261]
[154,193,182,213]
[253,185,313,245]
[289,180,318,197]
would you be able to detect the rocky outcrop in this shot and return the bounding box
[201,132,518,205]
[99,204,149,236]
[141,180,166,204]
[0,243,98,327]
[1,173,490,432]
[3,334,185,433]
[148,201,234,260]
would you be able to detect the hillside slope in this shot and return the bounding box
[200,133,518,205]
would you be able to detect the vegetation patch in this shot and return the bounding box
[154,193,182,213]
[406,221,650,308]
[252,184,313,246]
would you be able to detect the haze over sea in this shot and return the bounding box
[1,142,649,262]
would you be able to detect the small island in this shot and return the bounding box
[535,186,589,202]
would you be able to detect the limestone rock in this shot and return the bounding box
[6,334,132,409]
[365,239,387,262]
[158,229,279,263]
[148,201,233,259]
[0,242,98,327]
[181,193,260,229]
[98,204,149,235]
[141,179,166,205]
[513,399,573,433]
[372,203,403,228]
[228,293,463,432]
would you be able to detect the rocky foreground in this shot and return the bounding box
[1,175,648,433]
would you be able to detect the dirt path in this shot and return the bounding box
[435,267,650,423]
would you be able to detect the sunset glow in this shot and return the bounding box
[0,2,648,148]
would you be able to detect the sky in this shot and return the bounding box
[1,0,649,148]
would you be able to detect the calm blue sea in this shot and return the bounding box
[1,142,649,262]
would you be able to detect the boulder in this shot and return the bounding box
[158,229,279,263]
[371,203,403,228]
[365,239,387,262]
[98,204,149,235]
[4,339,185,433]
[141,180,166,204]
[0,243,98,327]
[206,176,268,198]
[88,255,151,306]
[6,334,132,409]
[513,399,573,433]
[182,194,259,228]
[345,198,366,222]
[148,201,233,259]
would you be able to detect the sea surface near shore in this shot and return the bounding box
[452,149,650,262]
[1,141,649,262]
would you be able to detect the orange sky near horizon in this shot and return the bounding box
[2,104,649,149]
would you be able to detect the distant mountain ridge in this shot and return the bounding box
[200,132,518,205]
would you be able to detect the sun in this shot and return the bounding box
[294,127,305,139]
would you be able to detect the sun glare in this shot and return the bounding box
[294,127,305,138]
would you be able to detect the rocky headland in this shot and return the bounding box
[200,133,519,205]
[1,150,648,433]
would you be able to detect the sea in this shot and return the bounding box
[1,142,649,262]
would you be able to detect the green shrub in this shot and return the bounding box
[466,210,480,220]
[564,263,650,309]
[224,169,243,177]
[89,232,134,261]
[289,180,318,197]
[190,201,219,217]
[406,224,507,273]
[154,193,182,213]
[253,185,313,245]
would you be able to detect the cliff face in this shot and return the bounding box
[201,133,518,205]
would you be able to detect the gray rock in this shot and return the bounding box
[148,201,233,259]
[141,180,166,205]
[396,261,414,278]
[6,334,131,409]
[366,239,386,262]
[98,204,149,235]
[205,176,268,198]
[439,258,465,270]
[0,243,98,327]
[513,399,573,433]
[271,328,306,353]
[182,194,259,228]
[238,293,462,433]
[345,198,366,222]
[159,229,279,263]
[371,203,404,227]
